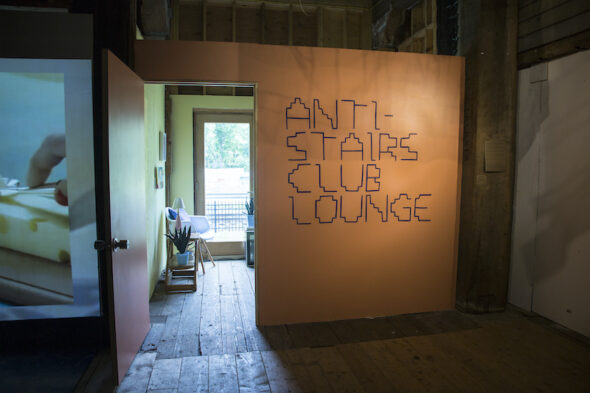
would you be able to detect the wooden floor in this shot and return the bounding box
[117,260,590,393]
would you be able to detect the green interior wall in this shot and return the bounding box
[169,95,254,214]
[144,84,166,296]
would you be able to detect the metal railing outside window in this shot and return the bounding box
[205,193,249,232]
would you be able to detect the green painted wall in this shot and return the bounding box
[169,95,254,214]
[144,84,166,296]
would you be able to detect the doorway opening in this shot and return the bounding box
[194,111,254,257]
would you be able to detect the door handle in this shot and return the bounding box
[112,238,130,252]
[94,238,130,252]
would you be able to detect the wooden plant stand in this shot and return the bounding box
[165,239,197,293]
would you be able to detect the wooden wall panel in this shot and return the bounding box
[206,5,232,42]
[323,8,345,48]
[345,10,362,49]
[519,0,590,36]
[236,6,262,43]
[178,4,203,40]
[518,0,590,67]
[518,0,570,21]
[292,9,318,46]
[264,8,290,45]
[380,0,436,54]
[519,11,590,52]
[176,2,371,52]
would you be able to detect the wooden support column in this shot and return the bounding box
[455,0,518,313]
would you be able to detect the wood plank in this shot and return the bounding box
[292,8,318,47]
[437,326,554,392]
[389,310,479,336]
[336,343,395,393]
[265,7,290,45]
[387,313,434,337]
[117,351,157,393]
[258,2,265,43]
[519,0,590,37]
[427,329,533,392]
[177,293,202,336]
[420,310,479,332]
[209,354,239,393]
[178,356,209,393]
[345,10,362,49]
[245,265,255,293]
[411,1,425,34]
[382,338,459,392]
[288,348,333,393]
[206,4,233,42]
[158,294,186,359]
[323,8,345,48]
[262,325,294,350]
[479,318,590,390]
[519,10,590,52]
[404,334,492,393]
[305,346,364,393]
[329,317,401,343]
[162,293,186,316]
[147,358,182,391]
[360,9,372,49]
[518,27,590,68]
[218,261,236,295]
[260,350,303,393]
[174,290,201,357]
[236,351,271,393]
[199,293,222,356]
[196,268,204,295]
[142,321,165,352]
[286,322,340,348]
[221,294,248,354]
[178,4,203,40]
[174,334,201,358]
[149,289,167,316]
[236,291,272,352]
[519,0,571,22]
[236,6,262,43]
[230,260,252,295]
[201,259,219,296]
[362,339,430,392]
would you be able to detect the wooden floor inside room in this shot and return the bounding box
[117,260,590,393]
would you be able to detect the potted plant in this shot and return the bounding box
[245,197,254,228]
[166,226,192,265]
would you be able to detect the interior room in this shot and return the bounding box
[0,1,589,392]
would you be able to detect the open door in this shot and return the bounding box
[101,50,150,384]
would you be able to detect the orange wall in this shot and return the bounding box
[135,41,464,325]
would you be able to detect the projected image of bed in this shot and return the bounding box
[0,58,99,321]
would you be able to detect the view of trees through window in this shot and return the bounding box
[205,122,249,171]
[204,122,251,233]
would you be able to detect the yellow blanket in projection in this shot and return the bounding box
[0,191,70,263]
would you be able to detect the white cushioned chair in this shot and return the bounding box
[165,207,215,271]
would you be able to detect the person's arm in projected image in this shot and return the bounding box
[26,133,68,206]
